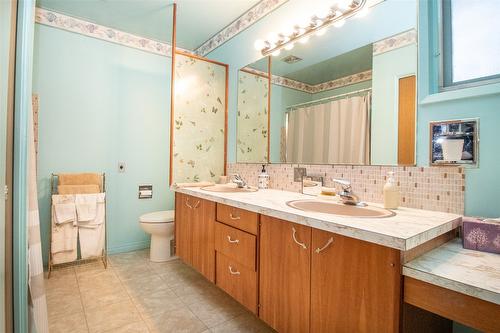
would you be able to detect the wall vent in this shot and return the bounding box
[281,55,302,64]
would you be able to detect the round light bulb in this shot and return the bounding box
[356,7,369,18]
[333,18,345,28]
[267,32,279,44]
[254,39,265,50]
[337,0,353,10]
[271,49,281,57]
[284,43,294,51]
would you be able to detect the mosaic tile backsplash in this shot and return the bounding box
[227,163,465,215]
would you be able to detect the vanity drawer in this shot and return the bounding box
[216,203,258,235]
[215,222,256,270]
[216,252,257,314]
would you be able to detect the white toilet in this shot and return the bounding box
[139,210,175,262]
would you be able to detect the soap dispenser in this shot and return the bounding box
[383,171,400,209]
[258,164,270,189]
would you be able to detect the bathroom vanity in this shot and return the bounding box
[174,188,462,333]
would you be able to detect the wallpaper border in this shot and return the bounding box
[35,7,176,57]
[373,29,417,56]
[195,0,289,56]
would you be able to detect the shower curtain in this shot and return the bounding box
[286,93,371,164]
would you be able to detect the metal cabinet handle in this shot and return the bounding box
[228,266,240,275]
[229,212,240,220]
[292,227,307,249]
[315,237,334,254]
[227,235,239,244]
[185,198,200,209]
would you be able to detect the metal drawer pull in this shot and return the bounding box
[185,198,200,209]
[229,212,240,220]
[228,266,240,275]
[292,227,307,249]
[315,237,334,254]
[227,236,240,244]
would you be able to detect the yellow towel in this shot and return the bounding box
[58,184,100,195]
[58,173,102,188]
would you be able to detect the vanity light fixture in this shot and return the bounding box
[254,0,367,56]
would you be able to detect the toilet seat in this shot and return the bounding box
[139,210,174,223]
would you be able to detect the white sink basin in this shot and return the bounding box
[287,199,394,218]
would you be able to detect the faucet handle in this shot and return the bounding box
[332,179,351,191]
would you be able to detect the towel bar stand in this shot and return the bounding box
[47,173,107,278]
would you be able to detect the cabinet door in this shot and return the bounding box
[175,192,192,264]
[259,215,311,333]
[191,197,215,282]
[311,229,401,333]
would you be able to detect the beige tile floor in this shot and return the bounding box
[45,249,275,333]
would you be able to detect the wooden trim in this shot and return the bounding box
[267,56,271,162]
[168,3,177,185]
[170,49,229,179]
[240,67,269,79]
[5,2,18,331]
[404,277,500,333]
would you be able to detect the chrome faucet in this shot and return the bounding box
[230,174,247,188]
[332,179,363,206]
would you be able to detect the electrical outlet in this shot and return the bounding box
[294,167,306,182]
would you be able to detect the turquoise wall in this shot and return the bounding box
[207,0,416,163]
[269,85,311,163]
[33,24,173,263]
[372,43,417,165]
[0,0,13,328]
[418,0,500,219]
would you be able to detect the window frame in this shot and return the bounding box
[439,0,500,91]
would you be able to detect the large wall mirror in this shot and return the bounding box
[236,0,417,166]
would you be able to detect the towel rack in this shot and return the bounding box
[48,173,107,278]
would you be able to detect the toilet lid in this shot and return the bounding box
[139,210,175,223]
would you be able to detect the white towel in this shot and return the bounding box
[75,194,98,222]
[51,195,78,262]
[78,193,106,259]
[54,203,76,225]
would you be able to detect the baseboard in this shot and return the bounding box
[108,240,150,255]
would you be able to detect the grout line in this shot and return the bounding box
[73,266,91,333]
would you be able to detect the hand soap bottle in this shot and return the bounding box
[258,164,270,189]
[383,171,400,209]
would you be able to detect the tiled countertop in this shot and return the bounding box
[403,239,500,305]
[174,187,461,251]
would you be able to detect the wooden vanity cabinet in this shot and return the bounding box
[174,193,215,282]
[259,215,312,333]
[259,215,401,333]
[310,229,401,333]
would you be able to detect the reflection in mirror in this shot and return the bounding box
[237,57,270,163]
[237,1,417,166]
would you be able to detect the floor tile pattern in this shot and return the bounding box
[45,250,274,333]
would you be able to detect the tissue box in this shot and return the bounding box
[462,218,500,254]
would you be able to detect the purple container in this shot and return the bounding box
[462,217,500,254]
